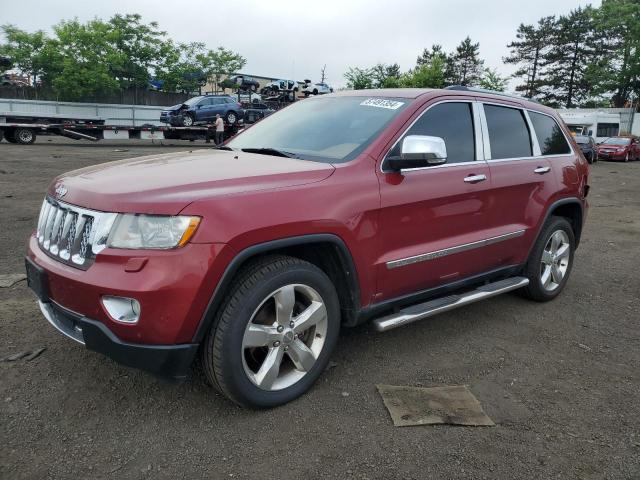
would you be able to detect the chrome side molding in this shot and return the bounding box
[372,276,529,332]
[386,230,525,270]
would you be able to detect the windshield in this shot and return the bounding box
[227,96,409,162]
[602,137,631,145]
[183,96,204,106]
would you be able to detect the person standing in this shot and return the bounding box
[214,114,224,146]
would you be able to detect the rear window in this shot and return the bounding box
[602,137,631,145]
[484,105,532,159]
[529,111,571,155]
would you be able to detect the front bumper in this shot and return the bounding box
[597,151,626,160]
[38,300,198,378]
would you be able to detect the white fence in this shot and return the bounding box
[0,98,167,126]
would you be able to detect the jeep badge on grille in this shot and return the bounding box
[54,184,67,198]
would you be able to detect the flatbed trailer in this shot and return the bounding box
[0,121,242,145]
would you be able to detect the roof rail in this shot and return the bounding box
[444,85,539,103]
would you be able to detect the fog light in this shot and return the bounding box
[101,296,141,323]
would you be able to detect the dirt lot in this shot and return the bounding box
[1,138,639,479]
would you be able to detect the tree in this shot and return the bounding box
[50,19,120,100]
[320,64,327,83]
[479,68,508,91]
[371,63,401,88]
[504,16,556,98]
[589,0,640,107]
[105,14,167,89]
[344,67,374,89]
[156,41,208,93]
[206,47,246,93]
[0,25,54,85]
[539,7,597,107]
[416,44,447,67]
[448,37,484,86]
[400,56,446,88]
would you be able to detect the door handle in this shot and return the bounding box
[534,166,551,174]
[463,174,487,183]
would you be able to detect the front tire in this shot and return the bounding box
[225,111,237,125]
[521,217,575,302]
[201,255,340,408]
[181,113,194,127]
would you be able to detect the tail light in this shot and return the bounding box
[237,102,242,108]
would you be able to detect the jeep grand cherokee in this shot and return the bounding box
[26,87,589,408]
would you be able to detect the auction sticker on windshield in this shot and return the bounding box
[360,98,405,110]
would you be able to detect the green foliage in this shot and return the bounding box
[206,47,247,92]
[479,68,508,92]
[344,67,374,90]
[0,14,246,100]
[589,0,640,107]
[539,6,596,108]
[400,56,446,89]
[0,24,53,84]
[504,16,556,98]
[448,37,484,86]
[416,44,447,67]
[371,63,401,88]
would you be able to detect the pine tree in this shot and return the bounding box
[539,7,596,107]
[448,37,484,86]
[504,16,556,98]
[416,44,447,67]
[589,0,640,107]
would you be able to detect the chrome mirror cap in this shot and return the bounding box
[401,135,447,164]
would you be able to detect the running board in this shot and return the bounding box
[372,277,529,332]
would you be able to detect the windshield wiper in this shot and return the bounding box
[240,147,298,158]
[214,145,233,150]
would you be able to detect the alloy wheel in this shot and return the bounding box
[183,115,193,127]
[241,284,328,391]
[540,230,570,291]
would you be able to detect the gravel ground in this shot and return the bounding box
[1,138,639,480]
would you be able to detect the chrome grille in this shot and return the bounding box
[36,197,117,269]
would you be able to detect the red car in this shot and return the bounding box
[26,87,589,407]
[596,136,640,162]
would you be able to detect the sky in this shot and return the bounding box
[0,0,599,88]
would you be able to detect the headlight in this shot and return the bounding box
[106,214,201,249]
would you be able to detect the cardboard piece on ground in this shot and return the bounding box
[376,384,495,427]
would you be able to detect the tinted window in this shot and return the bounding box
[484,105,532,159]
[597,123,619,137]
[389,102,475,163]
[529,111,571,155]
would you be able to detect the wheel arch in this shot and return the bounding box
[192,234,361,342]
[532,198,584,256]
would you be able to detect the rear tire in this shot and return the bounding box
[201,255,340,408]
[13,128,36,145]
[521,216,575,302]
[0,129,4,142]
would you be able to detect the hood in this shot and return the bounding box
[163,103,186,112]
[48,149,335,215]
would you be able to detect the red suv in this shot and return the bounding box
[596,136,640,162]
[26,87,589,407]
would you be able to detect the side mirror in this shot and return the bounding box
[387,135,447,171]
